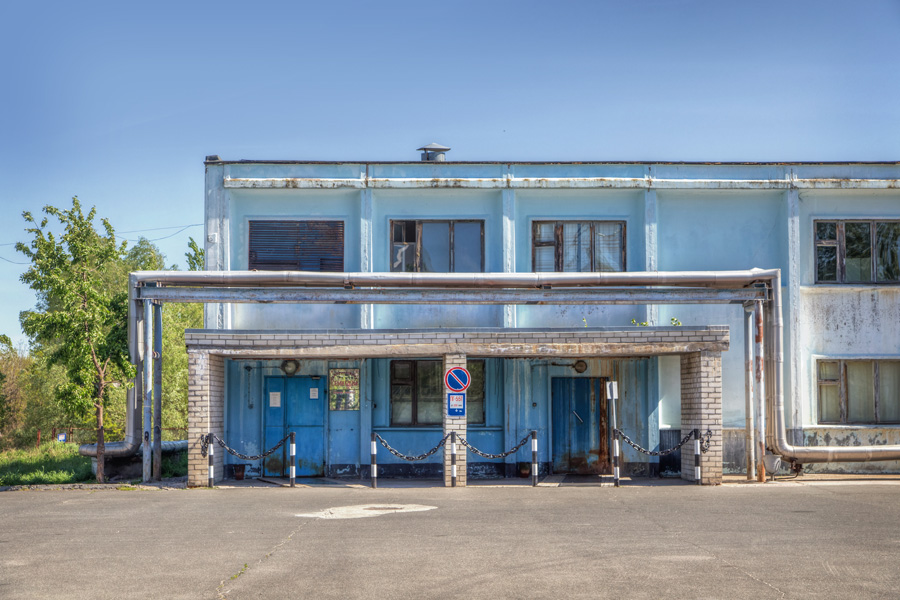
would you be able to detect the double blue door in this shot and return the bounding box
[551,378,610,474]
[264,376,325,477]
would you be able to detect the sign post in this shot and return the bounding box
[445,367,470,418]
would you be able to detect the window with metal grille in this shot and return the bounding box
[390,220,484,273]
[818,359,900,424]
[390,360,485,426]
[815,220,900,283]
[248,220,344,271]
[532,220,625,272]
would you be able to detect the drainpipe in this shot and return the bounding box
[143,299,153,483]
[754,301,766,481]
[743,305,755,480]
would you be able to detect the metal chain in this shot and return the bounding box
[614,429,694,457]
[375,433,449,462]
[201,433,291,461]
[458,433,532,459]
[700,429,712,453]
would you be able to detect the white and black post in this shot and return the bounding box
[693,429,702,485]
[370,432,377,489]
[608,381,620,488]
[207,434,214,488]
[451,431,457,487]
[289,431,296,488]
[531,430,538,487]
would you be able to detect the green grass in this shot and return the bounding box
[0,442,94,486]
[161,451,187,479]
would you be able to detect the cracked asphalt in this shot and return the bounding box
[2,478,900,599]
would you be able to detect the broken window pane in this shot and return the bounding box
[847,361,875,423]
[816,246,837,282]
[453,222,482,272]
[562,222,592,272]
[845,222,872,282]
[595,222,624,271]
[420,222,450,273]
[391,221,416,272]
[535,222,555,243]
[819,384,841,422]
[879,362,900,422]
[816,221,837,241]
[876,222,900,282]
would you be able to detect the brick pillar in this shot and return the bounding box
[443,354,467,487]
[187,351,226,487]
[680,351,723,485]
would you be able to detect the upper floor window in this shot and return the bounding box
[532,221,625,272]
[248,220,344,271]
[818,359,900,424]
[815,220,900,283]
[390,220,484,272]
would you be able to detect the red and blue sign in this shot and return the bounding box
[445,367,471,392]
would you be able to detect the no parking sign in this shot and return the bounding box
[445,367,470,417]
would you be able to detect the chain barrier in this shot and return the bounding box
[613,428,713,456]
[374,433,449,462]
[200,432,291,461]
[458,433,532,459]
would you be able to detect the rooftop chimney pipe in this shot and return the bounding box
[417,143,450,162]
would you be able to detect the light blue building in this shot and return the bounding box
[175,149,900,486]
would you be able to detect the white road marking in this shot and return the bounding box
[296,504,437,519]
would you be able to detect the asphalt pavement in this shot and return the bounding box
[2,477,900,599]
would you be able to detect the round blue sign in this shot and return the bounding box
[445,367,471,392]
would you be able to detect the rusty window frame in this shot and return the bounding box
[389,359,485,426]
[389,220,485,273]
[816,359,900,424]
[531,220,626,272]
[248,219,344,271]
[814,219,900,284]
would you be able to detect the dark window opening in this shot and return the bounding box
[390,360,485,426]
[532,221,625,272]
[390,220,484,273]
[817,359,900,424]
[249,220,344,271]
[815,220,900,283]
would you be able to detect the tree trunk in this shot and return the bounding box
[96,403,105,483]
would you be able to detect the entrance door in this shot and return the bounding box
[264,376,326,477]
[551,378,609,474]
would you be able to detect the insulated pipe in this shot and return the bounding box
[153,302,162,481]
[129,268,780,289]
[743,306,756,480]
[142,300,153,483]
[755,301,766,481]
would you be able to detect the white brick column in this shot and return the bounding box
[187,351,225,487]
[680,351,723,484]
[443,353,467,487]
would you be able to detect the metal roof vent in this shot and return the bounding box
[417,143,450,162]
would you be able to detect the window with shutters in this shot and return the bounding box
[248,220,344,271]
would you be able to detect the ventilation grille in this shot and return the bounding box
[248,220,344,271]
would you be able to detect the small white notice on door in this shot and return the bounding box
[310,387,319,400]
[269,392,281,408]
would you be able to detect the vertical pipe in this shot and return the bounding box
[142,300,153,483]
[289,431,296,488]
[608,381,620,488]
[755,300,766,482]
[693,429,701,485]
[531,430,538,487]
[451,431,457,488]
[370,432,377,489]
[207,434,214,488]
[36,429,41,449]
[152,302,162,482]
[744,307,756,480]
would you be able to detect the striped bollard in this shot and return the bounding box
[612,431,620,488]
[207,434,214,488]
[371,432,377,489]
[531,430,538,487]
[289,432,296,488]
[693,429,702,485]
[451,431,457,487]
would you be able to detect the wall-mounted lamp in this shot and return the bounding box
[280,360,300,376]
[573,360,588,373]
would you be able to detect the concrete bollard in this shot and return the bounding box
[371,432,377,489]
[531,430,538,487]
[208,434,214,488]
[290,432,296,488]
[451,431,457,488]
[694,429,701,485]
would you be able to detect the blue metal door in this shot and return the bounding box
[551,378,609,474]
[264,376,326,477]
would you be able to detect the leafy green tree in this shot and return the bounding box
[185,236,205,271]
[16,198,134,482]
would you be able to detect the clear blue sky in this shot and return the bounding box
[1,1,899,346]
